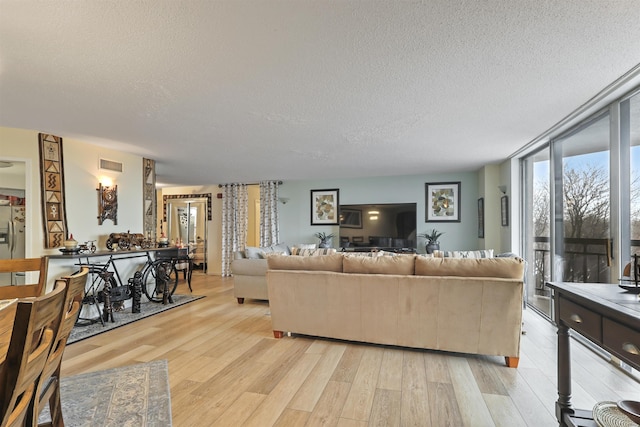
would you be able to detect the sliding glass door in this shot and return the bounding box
[521,87,640,318]
[523,149,551,316]
[554,113,611,284]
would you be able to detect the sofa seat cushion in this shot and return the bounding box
[415,257,524,279]
[267,253,343,272]
[343,253,415,275]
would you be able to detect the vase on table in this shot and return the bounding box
[426,243,439,254]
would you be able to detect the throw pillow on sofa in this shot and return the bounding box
[245,243,291,259]
[433,249,494,258]
[293,243,317,250]
[344,251,384,258]
[290,248,336,256]
[245,246,265,259]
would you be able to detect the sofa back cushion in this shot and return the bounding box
[267,253,343,272]
[415,257,524,279]
[343,254,415,275]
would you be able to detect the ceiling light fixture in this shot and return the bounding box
[0,161,14,168]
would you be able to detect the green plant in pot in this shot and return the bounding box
[314,232,335,249]
[418,229,444,254]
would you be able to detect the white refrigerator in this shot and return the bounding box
[0,205,26,285]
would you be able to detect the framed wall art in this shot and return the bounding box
[478,197,485,238]
[425,182,461,222]
[501,195,509,226]
[310,189,339,225]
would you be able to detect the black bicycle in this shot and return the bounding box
[78,251,178,311]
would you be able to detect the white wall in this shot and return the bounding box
[63,138,143,248]
[478,164,502,252]
[500,158,519,254]
[277,172,481,253]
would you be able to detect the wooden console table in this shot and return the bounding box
[546,282,640,427]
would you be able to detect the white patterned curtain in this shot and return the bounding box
[221,183,248,277]
[259,181,280,247]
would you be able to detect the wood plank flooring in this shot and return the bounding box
[61,273,640,426]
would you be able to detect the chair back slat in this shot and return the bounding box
[30,267,88,427]
[0,283,66,427]
[0,299,17,367]
[0,257,49,299]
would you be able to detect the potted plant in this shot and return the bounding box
[418,229,444,254]
[314,232,335,248]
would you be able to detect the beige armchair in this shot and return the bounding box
[231,251,268,304]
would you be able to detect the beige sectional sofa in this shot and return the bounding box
[266,254,525,367]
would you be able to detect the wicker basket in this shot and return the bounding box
[593,402,639,427]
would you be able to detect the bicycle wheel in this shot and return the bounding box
[142,259,178,302]
[76,267,118,301]
[74,267,118,325]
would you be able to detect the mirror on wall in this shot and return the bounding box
[166,197,208,272]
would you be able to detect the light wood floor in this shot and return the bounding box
[61,273,640,426]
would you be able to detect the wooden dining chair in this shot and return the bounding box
[28,267,88,427]
[0,299,18,365]
[0,257,49,299]
[0,283,66,427]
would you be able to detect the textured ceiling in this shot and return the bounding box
[1,1,640,186]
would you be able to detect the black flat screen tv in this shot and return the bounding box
[339,203,417,251]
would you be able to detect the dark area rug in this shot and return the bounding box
[68,294,204,344]
[39,360,172,427]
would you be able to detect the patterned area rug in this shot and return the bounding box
[68,294,204,344]
[39,360,171,427]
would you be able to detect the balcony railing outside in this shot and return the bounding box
[532,238,640,297]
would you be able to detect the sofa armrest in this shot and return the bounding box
[231,258,267,276]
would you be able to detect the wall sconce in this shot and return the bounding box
[368,210,379,221]
[278,197,290,204]
[498,185,507,195]
[97,182,118,225]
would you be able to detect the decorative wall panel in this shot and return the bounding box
[38,133,68,248]
[143,158,156,242]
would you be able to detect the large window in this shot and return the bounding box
[522,87,640,319]
[555,114,611,284]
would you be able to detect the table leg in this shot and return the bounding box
[556,322,573,425]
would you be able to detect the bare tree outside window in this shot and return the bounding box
[563,165,610,239]
[532,161,640,284]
